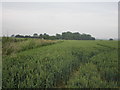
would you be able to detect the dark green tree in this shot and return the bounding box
[33,33,38,38]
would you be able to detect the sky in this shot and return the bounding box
[1,0,119,2]
[1,2,118,39]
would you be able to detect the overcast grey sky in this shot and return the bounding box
[2,2,118,39]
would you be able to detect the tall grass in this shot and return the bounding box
[0,40,2,89]
[2,40,119,88]
[2,37,58,55]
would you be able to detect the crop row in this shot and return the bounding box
[2,40,119,88]
[66,46,118,88]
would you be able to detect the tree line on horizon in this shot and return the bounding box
[11,31,95,40]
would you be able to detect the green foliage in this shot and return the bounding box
[14,31,95,40]
[67,63,106,88]
[2,37,58,55]
[2,40,118,88]
[90,50,118,82]
[0,40,2,89]
[66,41,118,88]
